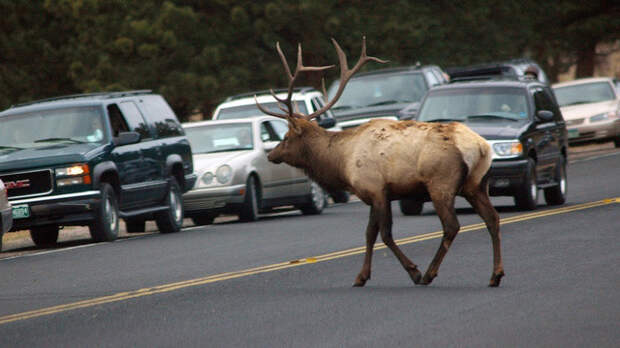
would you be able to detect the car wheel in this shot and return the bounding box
[125,218,146,233]
[30,225,59,247]
[155,177,184,233]
[191,215,215,226]
[89,183,120,242]
[330,190,350,204]
[614,137,620,148]
[301,181,326,215]
[239,176,259,222]
[514,158,538,210]
[544,157,567,206]
[399,199,424,215]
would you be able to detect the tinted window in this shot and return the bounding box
[118,101,152,139]
[532,87,561,120]
[107,104,130,137]
[139,95,183,138]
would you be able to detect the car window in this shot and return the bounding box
[532,87,561,120]
[0,106,107,149]
[107,104,130,137]
[270,120,289,140]
[138,95,184,138]
[217,102,308,120]
[185,123,253,153]
[118,101,152,140]
[425,71,440,87]
[553,81,616,107]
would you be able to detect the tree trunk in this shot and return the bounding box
[575,41,597,78]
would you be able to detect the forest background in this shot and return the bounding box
[1,0,618,121]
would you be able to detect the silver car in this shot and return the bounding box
[182,116,326,225]
[1,179,13,251]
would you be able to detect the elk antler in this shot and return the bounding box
[256,37,387,121]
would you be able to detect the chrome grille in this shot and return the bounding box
[0,169,53,198]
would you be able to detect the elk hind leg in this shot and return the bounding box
[420,191,460,285]
[377,199,422,284]
[464,181,504,287]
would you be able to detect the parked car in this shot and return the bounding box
[0,179,12,251]
[405,76,568,213]
[0,90,196,247]
[447,58,550,85]
[212,88,349,204]
[552,77,620,147]
[182,117,326,225]
[326,65,449,129]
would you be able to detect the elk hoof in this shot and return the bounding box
[419,273,435,286]
[407,266,422,285]
[488,271,505,287]
[353,274,369,287]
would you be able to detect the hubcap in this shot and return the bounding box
[105,197,118,231]
[311,182,325,209]
[171,189,182,223]
[530,177,538,200]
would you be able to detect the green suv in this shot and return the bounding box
[0,90,196,247]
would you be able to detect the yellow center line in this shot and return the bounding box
[1,197,618,325]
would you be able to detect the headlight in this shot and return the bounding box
[589,112,610,122]
[492,141,523,158]
[216,165,233,184]
[201,172,214,185]
[55,164,91,186]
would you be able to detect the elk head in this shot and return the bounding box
[256,37,387,166]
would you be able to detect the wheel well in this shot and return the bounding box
[249,172,262,201]
[528,149,537,163]
[99,170,120,197]
[171,162,184,188]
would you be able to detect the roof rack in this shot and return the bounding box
[225,87,317,102]
[11,90,153,108]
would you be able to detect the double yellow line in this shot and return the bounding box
[1,198,617,325]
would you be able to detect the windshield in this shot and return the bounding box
[216,102,308,120]
[553,82,615,107]
[327,73,427,112]
[185,123,253,153]
[0,106,106,151]
[417,87,530,122]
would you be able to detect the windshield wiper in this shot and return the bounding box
[425,118,462,123]
[466,114,519,122]
[365,100,403,107]
[565,101,593,106]
[331,105,353,111]
[0,145,24,150]
[34,137,86,144]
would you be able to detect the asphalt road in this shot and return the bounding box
[1,144,619,347]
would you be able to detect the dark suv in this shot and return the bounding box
[0,90,196,247]
[327,65,449,129]
[401,77,568,214]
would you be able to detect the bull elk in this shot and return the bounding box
[256,37,504,287]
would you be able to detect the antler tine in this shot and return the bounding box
[304,36,388,120]
[254,95,287,119]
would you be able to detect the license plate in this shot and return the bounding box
[568,129,579,138]
[12,204,30,219]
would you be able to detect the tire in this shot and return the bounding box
[239,176,259,222]
[89,183,120,242]
[514,158,538,210]
[399,199,424,215]
[191,215,215,226]
[155,177,184,233]
[330,190,350,204]
[544,157,567,206]
[614,137,620,148]
[30,225,59,247]
[300,181,326,215]
[125,218,146,233]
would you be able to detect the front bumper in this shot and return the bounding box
[8,190,101,231]
[182,184,246,215]
[567,119,620,143]
[487,159,529,196]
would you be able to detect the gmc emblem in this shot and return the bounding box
[5,179,30,189]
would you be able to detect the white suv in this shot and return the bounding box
[212,87,341,131]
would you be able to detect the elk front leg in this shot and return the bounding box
[354,206,380,287]
[377,199,422,285]
[420,193,460,285]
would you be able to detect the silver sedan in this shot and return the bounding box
[182,116,326,225]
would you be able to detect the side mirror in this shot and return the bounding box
[317,117,336,129]
[113,131,141,146]
[537,110,554,122]
[262,140,279,152]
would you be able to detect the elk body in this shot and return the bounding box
[257,38,504,287]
